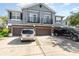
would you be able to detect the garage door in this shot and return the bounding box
[12,26,33,36]
[12,25,52,36]
[13,28,22,36]
[35,27,51,36]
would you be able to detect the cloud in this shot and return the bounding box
[48,5,56,10]
[17,3,26,7]
[56,9,70,17]
[63,3,71,6]
[71,7,79,13]
[16,3,31,8]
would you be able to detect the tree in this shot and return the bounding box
[66,12,79,26]
[0,16,8,27]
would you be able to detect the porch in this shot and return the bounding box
[27,17,53,24]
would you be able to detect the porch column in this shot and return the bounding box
[39,11,42,24]
[38,11,41,24]
[52,13,55,25]
[22,9,28,24]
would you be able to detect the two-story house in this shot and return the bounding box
[7,3,64,36]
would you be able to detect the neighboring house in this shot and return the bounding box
[63,19,69,26]
[55,15,64,26]
[7,3,64,36]
[63,16,71,27]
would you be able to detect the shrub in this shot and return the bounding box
[0,28,9,37]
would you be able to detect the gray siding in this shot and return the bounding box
[22,9,53,24]
[8,3,59,25]
[22,4,55,24]
[24,4,52,12]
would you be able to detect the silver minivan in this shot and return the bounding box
[21,29,35,41]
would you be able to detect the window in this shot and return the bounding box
[29,13,38,22]
[55,17,62,24]
[22,30,33,34]
[33,15,37,22]
[12,12,20,19]
[43,15,50,23]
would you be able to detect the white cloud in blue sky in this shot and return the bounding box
[0,3,79,18]
[63,3,71,6]
[71,6,79,13]
[48,3,79,16]
[48,3,71,17]
[16,3,27,7]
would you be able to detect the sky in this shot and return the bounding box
[0,3,79,18]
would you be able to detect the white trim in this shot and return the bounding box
[42,12,51,15]
[8,23,12,26]
[12,23,52,27]
[11,19,21,21]
[27,10,39,13]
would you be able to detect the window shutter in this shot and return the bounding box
[9,12,12,19]
[20,13,23,20]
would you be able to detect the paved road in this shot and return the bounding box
[0,36,79,56]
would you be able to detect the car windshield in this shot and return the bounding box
[22,30,33,34]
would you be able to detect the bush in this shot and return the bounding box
[0,28,9,37]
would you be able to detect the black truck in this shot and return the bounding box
[53,27,79,41]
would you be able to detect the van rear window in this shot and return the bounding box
[22,30,33,34]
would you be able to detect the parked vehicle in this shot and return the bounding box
[53,27,79,41]
[21,29,35,41]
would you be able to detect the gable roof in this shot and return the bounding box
[22,3,56,13]
[7,9,22,12]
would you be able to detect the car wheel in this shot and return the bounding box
[71,36,78,41]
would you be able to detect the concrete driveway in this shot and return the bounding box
[36,36,79,56]
[0,37,44,56]
[0,36,79,56]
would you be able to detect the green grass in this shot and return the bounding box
[0,36,8,41]
[0,37,4,40]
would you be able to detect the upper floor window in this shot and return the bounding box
[43,15,51,24]
[29,13,38,22]
[12,12,20,19]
